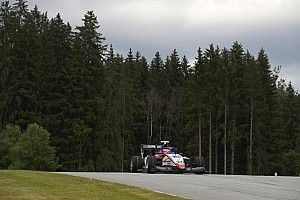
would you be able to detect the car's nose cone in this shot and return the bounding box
[176,163,186,169]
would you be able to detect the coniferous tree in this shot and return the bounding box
[3,0,43,128]
[149,52,166,143]
[96,45,123,171]
[39,13,72,170]
[0,1,13,131]
[194,48,204,158]
[228,42,245,174]
[244,50,258,175]
[62,10,107,170]
[166,50,185,147]
[279,83,300,175]
[255,49,280,175]
[221,48,230,174]
[203,44,218,174]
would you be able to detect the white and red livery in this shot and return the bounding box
[130,141,205,174]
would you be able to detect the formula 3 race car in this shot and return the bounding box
[130,141,205,174]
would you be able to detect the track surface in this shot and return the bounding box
[59,172,300,200]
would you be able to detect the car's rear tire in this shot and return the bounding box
[193,156,205,174]
[130,156,143,173]
[146,156,157,174]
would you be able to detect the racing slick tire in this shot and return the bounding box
[193,156,205,174]
[130,156,143,173]
[194,156,205,167]
[146,156,157,174]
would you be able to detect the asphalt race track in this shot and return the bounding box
[59,172,300,200]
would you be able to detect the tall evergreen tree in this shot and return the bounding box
[244,50,258,175]
[0,1,13,131]
[254,48,280,175]
[39,13,72,170]
[220,48,230,174]
[2,0,43,128]
[228,42,245,174]
[203,44,218,174]
[149,52,166,143]
[63,10,107,170]
[165,49,184,147]
[194,48,205,158]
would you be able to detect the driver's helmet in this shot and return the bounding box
[162,148,170,155]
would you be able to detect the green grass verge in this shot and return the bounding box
[0,170,185,200]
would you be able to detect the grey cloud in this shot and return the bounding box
[26,0,300,89]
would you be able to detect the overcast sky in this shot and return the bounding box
[26,0,300,90]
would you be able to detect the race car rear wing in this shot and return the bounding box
[140,141,170,158]
[141,140,169,150]
[141,144,163,149]
[140,144,162,158]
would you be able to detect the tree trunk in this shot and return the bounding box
[121,133,124,172]
[146,105,149,143]
[231,122,235,175]
[224,102,227,175]
[209,98,212,174]
[215,128,218,174]
[167,109,170,139]
[121,88,126,172]
[257,148,260,175]
[78,139,82,171]
[150,102,153,143]
[249,98,253,175]
[0,107,5,132]
[198,100,202,157]
[159,119,162,142]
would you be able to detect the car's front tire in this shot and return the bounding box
[193,156,205,174]
[194,156,205,167]
[146,156,157,174]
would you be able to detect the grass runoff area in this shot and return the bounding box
[0,170,185,200]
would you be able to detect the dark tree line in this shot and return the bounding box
[1,0,299,175]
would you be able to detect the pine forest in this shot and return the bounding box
[0,1,299,175]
